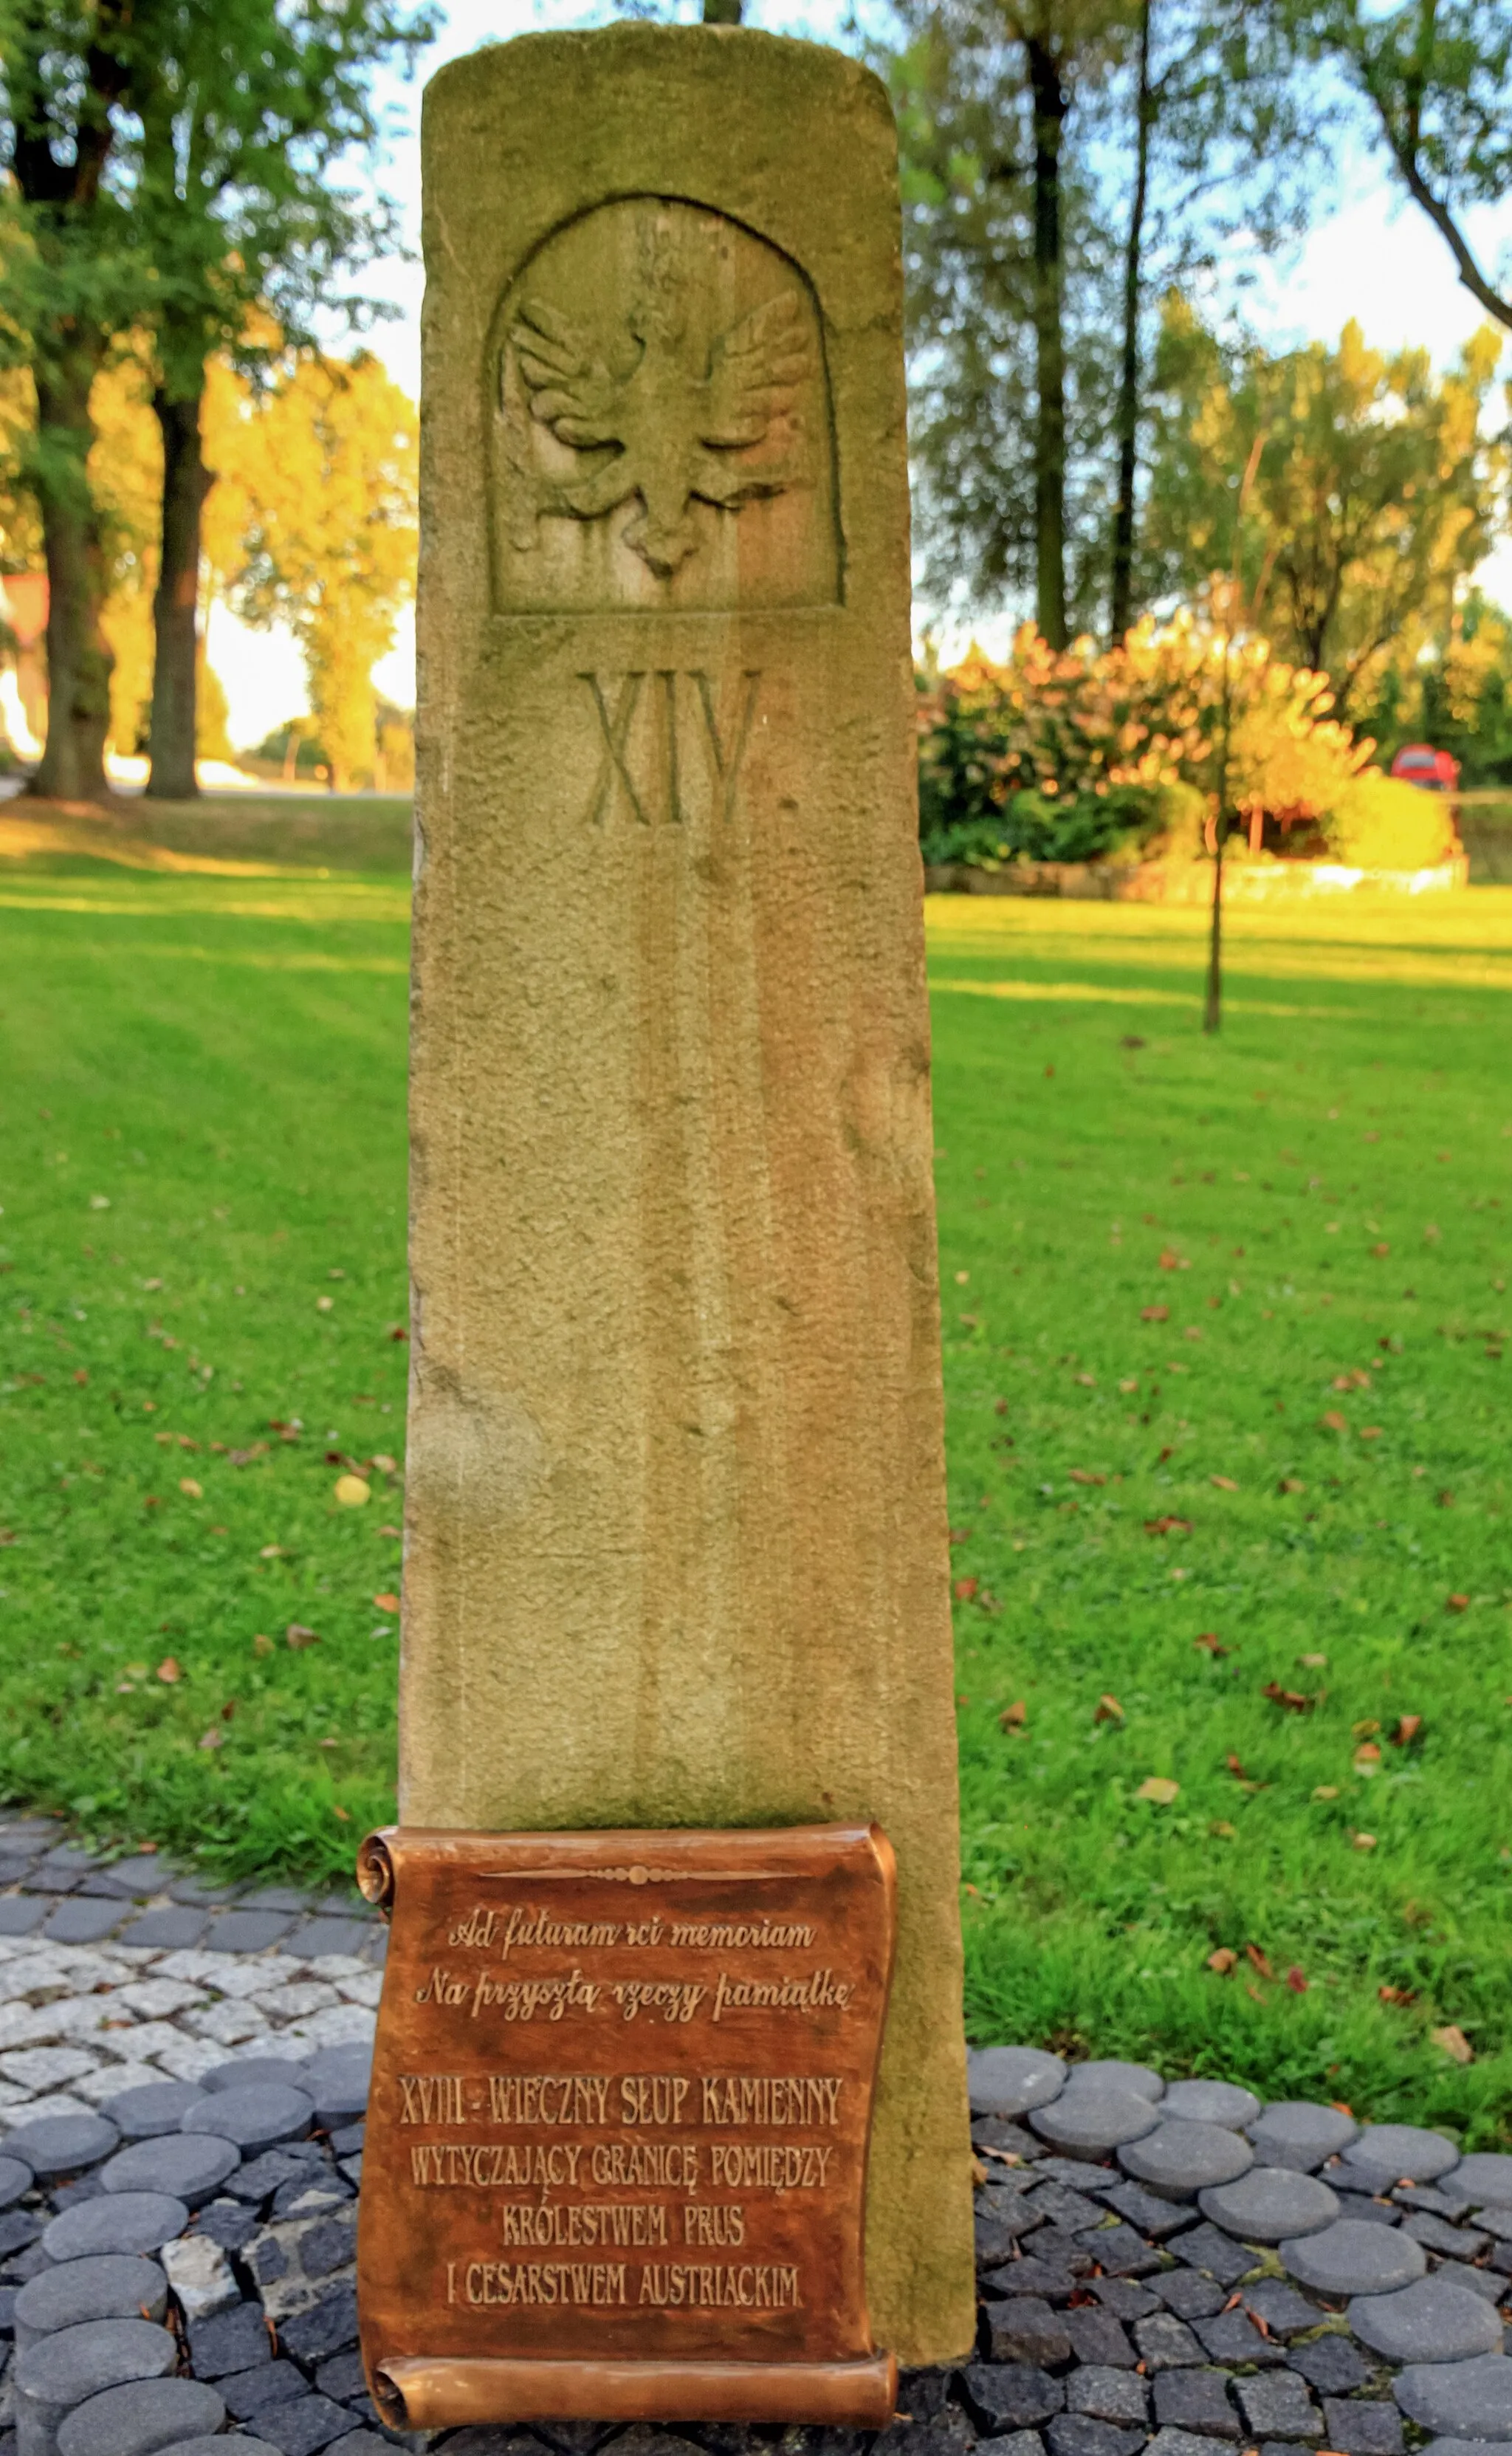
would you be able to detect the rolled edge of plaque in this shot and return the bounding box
[356,1823,898,2426]
[374,2355,898,2431]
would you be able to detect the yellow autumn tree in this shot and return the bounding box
[205,349,417,788]
[0,347,164,760]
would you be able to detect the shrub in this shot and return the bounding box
[918,615,1382,869]
[1326,772,1459,870]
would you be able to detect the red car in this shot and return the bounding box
[1390,743,1460,792]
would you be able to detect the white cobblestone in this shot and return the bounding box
[306,1955,370,1982]
[116,1978,211,2018]
[0,2043,100,2090]
[151,2033,230,2081]
[92,2019,185,2063]
[334,1973,382,2009]
[184,2000,267,2045]
[281,2002,376,2050]
[50,1994,141,2040]
[248,1982,338,2022]
[0,2088,94,2127]
[74,2061,163,2102]
[161,2233,241,2319]
[151,1949,309,1996]
[0,2001,68,2050]
[202,1955,312,1999]
[219,2033,309,2064]
[148,1950,231,1987]
[0,1954,78,2003]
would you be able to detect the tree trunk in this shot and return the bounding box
[146,375,213,799]
[1110,0,1153,644]
[1025,31,1068,650]
[29,340,114,804]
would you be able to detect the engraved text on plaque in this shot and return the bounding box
[355,1824,896,2430]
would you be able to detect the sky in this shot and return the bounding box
[211,0,1512,750]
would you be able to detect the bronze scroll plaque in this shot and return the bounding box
[354,1823,897,2432]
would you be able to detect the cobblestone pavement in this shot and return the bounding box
[1,1818,1510,2455]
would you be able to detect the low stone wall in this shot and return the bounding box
[924,857,1469,902]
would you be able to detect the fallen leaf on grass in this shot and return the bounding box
[332,1804,351,1821]
[1136,1775,1180,1805]
[953,1577,978,1602]
[1446,1593,1470,1613]
[1389,1715,1423,1747]
[1225,1753,1254,1784]
[1068,1469,1106,1486]
[334,1475,371,1508]
[1353,1743,1382,1773]
[1144,1516,1192,1537]
[179,1477,202,1499]
[1093,1694,1124,1724]
[1246,1944,1274,1979]
[1141,1305,1169,1323]
[286,1623,320,1650]
[1207,1947,1238,1974]
[198,1728,223,1751]
[1353,1719,1381,1739]
[374,1593,400,1614]
[1319,1410,1348,1433]
[1245,1983,1267,2004]
[1371,1241,1391,1257]
[1262,1682,1316,1712]
[999,1701,1027,1732]
[1378,1983,1416,2006]
[1352,1831,1378,1850]
[378,1523,402,1537]
[1193,1632,1229,1656]
[1312,1785,1340,1800]
[1285,1966,1309,1993]
[156,1658,181,1684]
[1210,1474,1239,1491]
[1158,1249,1189,1272]
[1431,2024,1474,2065]
[1209,1820,1237,1839]
[252,1633,274,1657]
[1360,1427,1383,1441]
[1438,1489,1455,1508]
[1278,1476,1306,1494]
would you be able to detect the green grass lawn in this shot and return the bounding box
[0,860,411,1877]
[933,891,1512,2139]
[1,844,1509,2133]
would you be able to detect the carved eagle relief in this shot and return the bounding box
[506,275,817,580]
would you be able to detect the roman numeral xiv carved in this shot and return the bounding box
[579,669,762,826]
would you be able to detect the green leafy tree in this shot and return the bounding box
[1144,306,1505,717]
[0,0,143,797]
[892,0,1316,647]
[133,0,432,799]
[1295,0,1512,332]
[892,0,1129,648]
[0,0,428,803]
